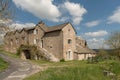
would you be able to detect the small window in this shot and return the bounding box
[41,40,43,48]
[22,37,25,40]
[34,30,36,34]
[68,29,70,31]
[36,29,38,34]
[68,39,72,44]
[34,29,38,34]
[10,39,13,46]
[36,39,39,43]
[16,38,19,44]
[85,41,87,47]
[50,46,52,48]
[34,39,37,44]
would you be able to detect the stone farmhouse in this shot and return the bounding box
[4,21,96,62]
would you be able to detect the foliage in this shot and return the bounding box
[24,60,120,80]
[106,32,120,49]
[60,59,65,62]
[17,44,38,59]
[106,32,120,59]
[0,57,8,71]
[17,44,49,60]
[0,0,14,20]
[89,49,119,63]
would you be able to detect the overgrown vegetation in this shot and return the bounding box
[24,60,120,80]
[24,47,120,80]
[0,57,8,71]
[106,31,120,59]
[17,45,48,60]
[17,44,38,59]
[88,49,119,64]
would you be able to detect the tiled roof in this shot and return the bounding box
[46,22,69,32]
[75,44,96,54]
[5,21,76,36]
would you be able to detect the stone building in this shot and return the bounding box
[4,21,96,62]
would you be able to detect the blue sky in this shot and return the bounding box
[10,0,120,49]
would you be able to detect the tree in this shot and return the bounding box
[0,0,15,44]
[0,0,14,21]
[0,0,15,29]
[106,32,120,58]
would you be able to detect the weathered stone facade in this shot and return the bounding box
[4,21,96,61]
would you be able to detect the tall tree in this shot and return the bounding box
[107,32,120,49]
[106,32,120,58]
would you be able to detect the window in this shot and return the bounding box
[85,41,87,47]
[34,39,36,44]
[34,29,38,34]
[41,40,43,48]
[68,39,72,44]
[34,30,36,34]
[67,50,73,60]
[10,39,13,46]
[36,39,39,43]
[68,51,71,59]
[16,38,19,44]
[68,29,70,31]
[36,29,38,34]
[22,37,25,40]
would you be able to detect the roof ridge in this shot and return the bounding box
[46,22,70,33]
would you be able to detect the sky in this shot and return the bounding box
[9,0,120,49]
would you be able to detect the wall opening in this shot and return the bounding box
[66,50,73,60]
[41,40,43,48]
[23,50,31,59]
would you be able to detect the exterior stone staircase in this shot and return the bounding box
[39,47,59,62]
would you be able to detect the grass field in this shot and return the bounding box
[0,57,8,71]
[0,45,16,71]
[24,60,120,80]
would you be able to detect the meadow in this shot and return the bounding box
[24,60,120,80]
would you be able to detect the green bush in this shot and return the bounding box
[60,59,65,62]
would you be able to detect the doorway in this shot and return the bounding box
[67,50,73,60]
[23,50,31,59]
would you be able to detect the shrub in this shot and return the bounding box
[60,59,65,62]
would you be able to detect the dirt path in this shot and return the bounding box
[0,53,42,80]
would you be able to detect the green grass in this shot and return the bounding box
[0,45,17,71]
[0,50,19,58]
[0,57,8,71]
[0,45,19,58]
[24,60,120,80]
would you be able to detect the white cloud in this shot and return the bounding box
[9,22,35,30]
[85,30,108,37]
[85,20,100,27]
[12,0,61,22]
[12,0,87,25]
[87,38,108,49]
[63,1,87,25]
[59,17,69,22]
[108,7,120,24]
[88,38,104,43]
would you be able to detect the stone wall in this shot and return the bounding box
[43,31,63,60]
[62,23,76,60]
